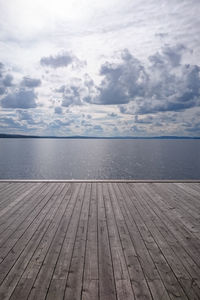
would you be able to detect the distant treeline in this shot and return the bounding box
[0,133,200,139]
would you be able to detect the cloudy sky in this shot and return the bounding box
[0,0,200,136]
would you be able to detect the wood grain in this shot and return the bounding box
[0,182,199,300]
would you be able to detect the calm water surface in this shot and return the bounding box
[0,138,200,179]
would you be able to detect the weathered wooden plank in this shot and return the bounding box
[117,183,171,300]
[148,183,200,238]
[140,183,200,267]
[155,183,200,221]
[44,183,85,300]
[175,183,200,205]
[0,183,24,200]
[109,183,152,300]
[0,181,199,300]
[0,183,47,238]
[0,183,34,203]
[63,183,91,300]
[0,183,38,223]
[125,183,197,300]
[0,183,43,221]
[102,183,135,300]
[12,183,77,300]
[0,183,33,210]
[0,182,12,193]
[188,183,200,194]
[130,183,200,299]
[0,184,44,239]
[97,183,117,300]
[132,183,200,294]
[0,183,54,260]
[82,182,99,300]
[0,183,64,299]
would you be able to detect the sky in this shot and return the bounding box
[0,0,200,137]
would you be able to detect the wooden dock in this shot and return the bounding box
[0,181,200,300]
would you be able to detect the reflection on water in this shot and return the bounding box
[0,138,200,179]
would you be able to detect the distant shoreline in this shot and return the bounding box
[0,133,200,139]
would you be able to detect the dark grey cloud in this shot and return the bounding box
[0,116,23,129]
[93,125,103,132]
[0,87,6,95]
[17,110,45,128]
[130,125,145,134]
[107,112,118,118]
[53,74,94,108]
[81,114,92,119]
[0,69,40,114]
[135,64,200,115]
[2,74,13,87]
[182,116,200,134]
[0,66,14,95]
[54,106,63,114]
[0,63,4,77]
[1,89,37,109]
[55,85,65,93]
[133,113,180,130]
[89,45,199,115]
[18,110,33,120]
[21,77,41,88]
[162,44,186,67]
[40,53,79,69]
[136,99,196,115]
[49,119,73,129]
[155,33,168,39]
[54,77,91,108]
[61,85,82,107]
[0,112,43,132]
[149,44,186,68]
[86,49,146,105]
[185,124,200,133]
[62,87,81,107]
[81,119,92,127]
[185,126,200,133]
[135,115,153,124]
[17,110,38,125]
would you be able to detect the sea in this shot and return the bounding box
[0,138,200,179]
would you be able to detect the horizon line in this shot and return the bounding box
[0,133,200,139]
